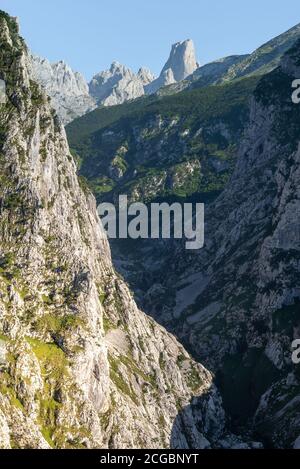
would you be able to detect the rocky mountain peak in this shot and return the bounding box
[108,61,132,76]
[161,39,198,81]
[29,54,96,124]
[89,62,148,106]
[145,39,199,94]
[28,37,200,122]
[89,40,199,107]
[137,67,156,85]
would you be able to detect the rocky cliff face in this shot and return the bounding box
[89,62,153,107]
[137,67,156,85]
[0,10,255,450]
[90,40,199,105]
[30,55,97,125]
[161,39,198,81]
[145,40,198,94]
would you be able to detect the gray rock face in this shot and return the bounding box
[137,67,156,85]
[145,68,176,94]
[89,62,151,106]
[145,39,198,94]
[0,78,5,104]
[29,55,97,125]
[161,39,198,82]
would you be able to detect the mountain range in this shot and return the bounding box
[30,23,300,126]
[30,39,199,124]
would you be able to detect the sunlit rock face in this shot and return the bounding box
[89,61,148,106]
[29,54,97,124]
[145,39,198,94]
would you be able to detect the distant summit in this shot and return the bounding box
[161,39,198,81]
[29,54,96,124]
[145,39,198,94]
[89,61,154,106]
[89,40,199,106]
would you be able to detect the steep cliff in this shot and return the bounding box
[145,39,198,94]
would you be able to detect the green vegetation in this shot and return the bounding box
[0,252,21,281]
[78,175,92,196]
[111,155,128,174]
[102,315,115,333]
[108,354,139,405]
[0,12,25,105]
[66,75,259,205]
[26,337,68,381]
[33,312,85,337]
[176,354,186,367]
[0,381,24,411]
[40,427,55,448]
[0,11,19,38]
[67,76,259,145]
[88,176,115,197]
[187,365,203,391]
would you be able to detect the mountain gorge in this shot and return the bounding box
[1,8,300,450]
[156,44,300,447]
[0,11,254,449]
[66,22,300,448]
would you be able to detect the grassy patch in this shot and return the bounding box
[109,354,139,405]
[26,337,68,381]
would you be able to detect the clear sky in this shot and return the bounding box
[1,0,300,80]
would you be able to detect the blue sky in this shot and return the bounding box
[1,0,300,80]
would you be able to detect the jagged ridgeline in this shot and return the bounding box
[0,10,257,450]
